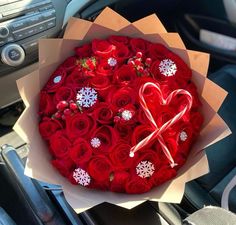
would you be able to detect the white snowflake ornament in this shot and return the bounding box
[159,59,177,77]
[76,87,97,108]
[73,168,91,186]
[53,75,62,83]
[179,131,188,142]
[121,110,133,121]
[136,160,155,178]
[108,57,117,67]
[91,137,101,148]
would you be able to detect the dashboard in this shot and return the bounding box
[0,0,91,108]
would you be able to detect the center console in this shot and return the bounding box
[0,0,68,76]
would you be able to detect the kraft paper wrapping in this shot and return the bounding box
[14,8,231,213]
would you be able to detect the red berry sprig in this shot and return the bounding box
[53,100,80,120]
[128,52,151,77]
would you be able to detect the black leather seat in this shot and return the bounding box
[0,145,82,225]
[0,207,17,225]
[181,65,236,213]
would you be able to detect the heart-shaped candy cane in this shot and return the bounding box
[130,82,193,168]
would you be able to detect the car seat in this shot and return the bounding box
[181,65,236,213]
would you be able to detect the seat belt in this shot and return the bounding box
[221,174,236,210]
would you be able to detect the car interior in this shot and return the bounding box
[0,0,236,224]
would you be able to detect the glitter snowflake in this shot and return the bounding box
[136,161,155,178]
[121,110,133,121]
[73,168,91,186]
[91,137,101,148]
[108,57,117,67]
[76,87,97,108]
[159,59,177,77]
[179,131,188,141]
[53,75,62,83]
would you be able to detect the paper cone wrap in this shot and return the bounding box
[14,8,231,213]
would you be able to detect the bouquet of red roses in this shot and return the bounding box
[39,35,203,194]
[14,8,230,212]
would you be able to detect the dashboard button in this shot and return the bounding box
[11,19,28,30]
[0,40,6,46]
[42,9,56,20]
[8,48,21,61]
[22,40,38,52]
[28,14,43,25]
[24,28,35,36]
[45,18,56,29]
[0,26,9,38]
[13,31,25,41]
[34,24,46,33]
[1,43,25,66]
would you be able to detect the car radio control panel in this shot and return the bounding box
[0,0,69,76]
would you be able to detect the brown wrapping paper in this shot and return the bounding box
[14,8,231,213]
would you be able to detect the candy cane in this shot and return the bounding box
[130,82,193,168]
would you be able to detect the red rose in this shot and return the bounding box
[112,44,131,63]
[66,113,95,140]
[185,82,202,108]
[150,54,192,85]
[108,87,137,110]
[39,91,56,116]
[150,166,177,186]
[135,149,160,167]
[92,39,115,57]
[44,67,67,93]
[96,60,114,76]
[114,122,133,142]
[49,131,71,158]
[51,157,75,177]
[114,123,133,142]
[175,122,194,155]
[190,111,204,134]
[155,107,175,128]
[109,143,133,170]
[130,38,149,55]
[89,179,110,191]
[132,76,156,90]
[88,155,113,181]
[91,125,118,154]
[92,103,113,125]
[75,44,92,58]
[65,68,89,89]
[53,86,75,103]
[89,75,112,99]
[137,108,149,125]
[114,64,137,85]
[110,171,130,193]
[131,125,153,146]
[152,142,170,164]
[139,83,163,117]
[61,56,77,73]
[39,118,62,140]
[108,35,129,46]
[69,138,93,167]
[167,52,192,83]
[115,104,137,126]
[147,43,170,60]
[164,137,178,158]
[125,176,152,194]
